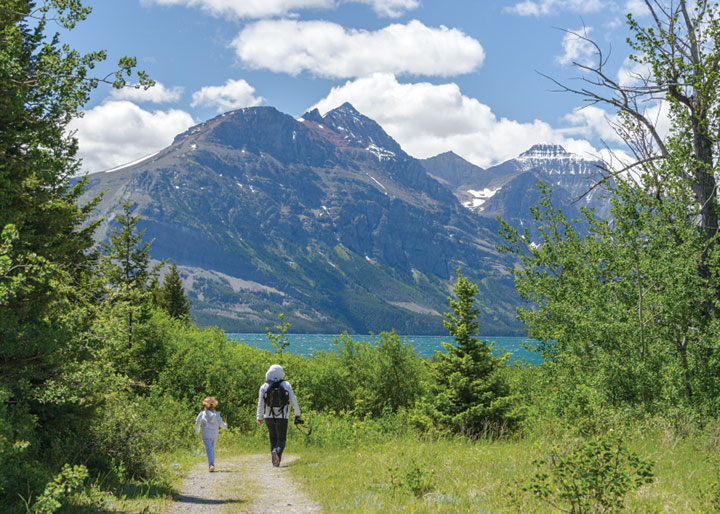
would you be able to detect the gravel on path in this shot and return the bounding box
[167,454,323,514]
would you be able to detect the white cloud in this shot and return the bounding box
[563,106,625,144]
[109,82,183,103]
[556,27,596,66]
[142,0,418,18]
[353,0,419,17]
[142,0,332,19]
[562,101,671,148]
[625,0,651,17]
[311,73,599,167]
[506,0,606,16]
[191,79,264,112]
[231,19,485,78]
[617,57,652,87]
[69,101,194,173]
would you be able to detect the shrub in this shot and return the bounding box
[526,434,654,513]
[388,459,435,497]
[89,392,192,479]
[31,464,88,514]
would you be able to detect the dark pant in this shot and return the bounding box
[265,417,289,456]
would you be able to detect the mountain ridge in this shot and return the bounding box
[82,104,607,334]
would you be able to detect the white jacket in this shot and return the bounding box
[195,409,227,439]
[256,364,301,420]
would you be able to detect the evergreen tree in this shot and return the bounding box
[0,1,151,507]
[427,269,514,436]
[100,199,162,370]
[158,262,191,320]
[0,0,150,401]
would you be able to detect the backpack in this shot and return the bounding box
[264,379,289,414]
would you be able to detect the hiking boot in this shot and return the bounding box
[271,449,280,467]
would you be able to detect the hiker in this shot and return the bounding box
[195,396,227,472]
[256,364,303,467]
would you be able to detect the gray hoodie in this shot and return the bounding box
[256,364,301,420]
[195,409,227,439]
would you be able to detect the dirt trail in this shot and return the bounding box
[167,454,323,513]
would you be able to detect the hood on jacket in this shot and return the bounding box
[265,364,285,382]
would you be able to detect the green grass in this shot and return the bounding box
[61,418,718,513]
[282,420,717,513]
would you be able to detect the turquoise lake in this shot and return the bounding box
[227,333,542,365]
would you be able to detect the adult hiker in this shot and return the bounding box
[256,364,303,467]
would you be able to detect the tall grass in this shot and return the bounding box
[284,414,717,513]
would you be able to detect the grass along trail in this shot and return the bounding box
[168,453,322,513]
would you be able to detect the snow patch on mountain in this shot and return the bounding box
[463,187,500,209]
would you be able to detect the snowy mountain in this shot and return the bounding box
[421,144,612,227]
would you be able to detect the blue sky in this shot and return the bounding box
[65,0,650,173]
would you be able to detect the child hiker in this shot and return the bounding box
[256,364,303,467]
[195,396,227,472]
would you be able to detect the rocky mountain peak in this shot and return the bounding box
[518,143,576,160]
[302,103,405,158]
[515,143,597,176]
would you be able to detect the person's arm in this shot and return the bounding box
[194,411,204,434]
[256,384,266,424]
[285,382,301,418]
[217,412,227,429]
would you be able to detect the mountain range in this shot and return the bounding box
[81,103,607,335]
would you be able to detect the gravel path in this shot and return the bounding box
[168,454,323,513]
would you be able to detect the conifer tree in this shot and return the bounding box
[0,1,150,393]
[158,262,191,320]
[101,199,160,347]
[428,269,514,436]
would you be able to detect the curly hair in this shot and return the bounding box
[202,396,218,410]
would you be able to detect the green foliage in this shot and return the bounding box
[157,324,268,430]
[88,393,192,480]
[31,464,88,514]
[388,459,435,498]
[500,182,720,417]
[526,434,654,513]
[331,331,428,417]
[157,262,191,320]
[421,269,515,436]
[266,312,291,357]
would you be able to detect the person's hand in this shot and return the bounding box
[294,415,304,425]
[257,419,263,425]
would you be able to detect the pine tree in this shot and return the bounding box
[158,262,191,320]
[428,269,514,436]
[0,1,150,393]
[101,198,160,347]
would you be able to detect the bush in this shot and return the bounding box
[157,324,268,430]
[89,392,192,479]
[526,433,654,513]
[31,464,88,514]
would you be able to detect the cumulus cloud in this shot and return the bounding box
[625,0,651,17]
[617,56,652,87]
[506,0,605,16]
[556,27,596,66]
[109,82,183,103]
[231,19,485,78]
[69,101,194,173]
[353,0,420,17]
[142,0,332,19]
[311,73,599,167]
[562,106,625,144]
[142,0,418,18]
[562,100,671,150]
[191,79,264,112]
